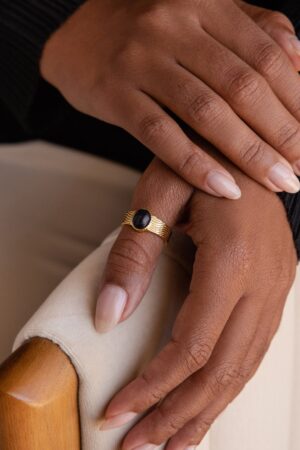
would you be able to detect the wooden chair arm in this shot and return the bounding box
[0,337,81,450]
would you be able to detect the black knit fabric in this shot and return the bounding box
[0,0,84,130]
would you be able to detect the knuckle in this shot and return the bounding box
[140,372,165,403]
[239,139,265,166]
[181,337,214,371]
[227,69,263,106]
[275,122,300,152]
[116,41,144,70]
[177,150,201,179]
[187,93,223,123]
[194,416,214,435]
[254,42,284,78]
[212,363,246,391]
[156,405,184,433]
[108,237,152,275]
[136,3,171,33]
[138,114,171,146]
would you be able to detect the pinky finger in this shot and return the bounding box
[166,303,284,450]
[238,1,300,71]
[117,90,241,200]
[166,352,264,450]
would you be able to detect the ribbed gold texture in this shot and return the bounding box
[122,210,171,242]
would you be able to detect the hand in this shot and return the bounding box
[95,138,297,449]
[40,0,300,198]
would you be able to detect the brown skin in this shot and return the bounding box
[39,2,299,446]
[41,0,300,197]
[99,139,297,449]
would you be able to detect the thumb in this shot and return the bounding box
[94,158,192,333]
[238,1,300,71]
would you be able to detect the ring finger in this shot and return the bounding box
[204,0,300,123]
[176,30,300,175]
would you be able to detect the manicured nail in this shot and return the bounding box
[99,412,137,430]
[290,36,300,56]
[131,445,159,450]
[206,171,241,199]
[95,284,127,333]
[268,162,300,193]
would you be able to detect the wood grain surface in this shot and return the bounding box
[0,337,80,450]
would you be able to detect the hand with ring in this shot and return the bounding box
[95,131,297,449]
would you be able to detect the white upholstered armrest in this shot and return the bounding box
[13,228,194,450]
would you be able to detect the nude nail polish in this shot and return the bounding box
[95,284,127,333]
[206,171,241,199]
[99,412,137,430]
[268,162,300,193]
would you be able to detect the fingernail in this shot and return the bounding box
[206,171,241,199]
[99,412,137,430]
[293,160,300,176]
[131,445,159,450]
[95,284,127,333]
[184,446,197,450]
[268,162,300,193]
[290,36,300,56]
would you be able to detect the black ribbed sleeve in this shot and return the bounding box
[278,188,300,260]
[0,0,84,131]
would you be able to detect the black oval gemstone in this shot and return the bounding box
[133,209,151,230]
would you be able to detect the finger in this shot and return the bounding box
[237,1,300,71]
[119,292,266,449]
[95,158,192,333]
[102,250,246,425]
[144,56,300,192]
[167,290,287,450]
[173,29,300,180]
[204,1,300,126]
[115,90,242,198]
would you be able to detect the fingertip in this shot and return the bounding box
[99,411,138,430]
[95,284,128,333]
[206,170,242,200]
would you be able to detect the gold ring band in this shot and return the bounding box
[122,209,171,242]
